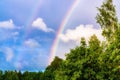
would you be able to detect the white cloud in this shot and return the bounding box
[0,19,15,29]
[24,39,40,48]
[32,18,54,32]
[4,47,14,62]
[59,25,104,43]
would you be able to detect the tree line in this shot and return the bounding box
[0,0,120,79]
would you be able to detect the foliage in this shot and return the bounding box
[0,70,44,80]
[54,0,120,79]
[96,0,118,41]
[55,35,103,80]
[43,56,63,80]
[0,0,120,80]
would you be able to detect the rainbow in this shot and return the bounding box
[49,0,80,64]
[19,0,81,67]
[23,0,43,40]
[16,0,43,70]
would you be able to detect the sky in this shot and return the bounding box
[0,0,120,71]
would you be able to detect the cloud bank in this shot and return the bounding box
[59,25,104,43]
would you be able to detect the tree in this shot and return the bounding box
[96,0,120,79]
[96,0,118,41]
[0,70,3,80]
[44,56,63,80]
[55,35,104,79]
[2,71,19,80]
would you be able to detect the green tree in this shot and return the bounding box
[0,70,3,80]
[96,0,118,41]
[17,71,23,80]
[55,36,103,80]
[44,56,63,80]
[96,0,120,79]
[2,71,19,80]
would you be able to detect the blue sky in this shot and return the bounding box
[0,0,120,71]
